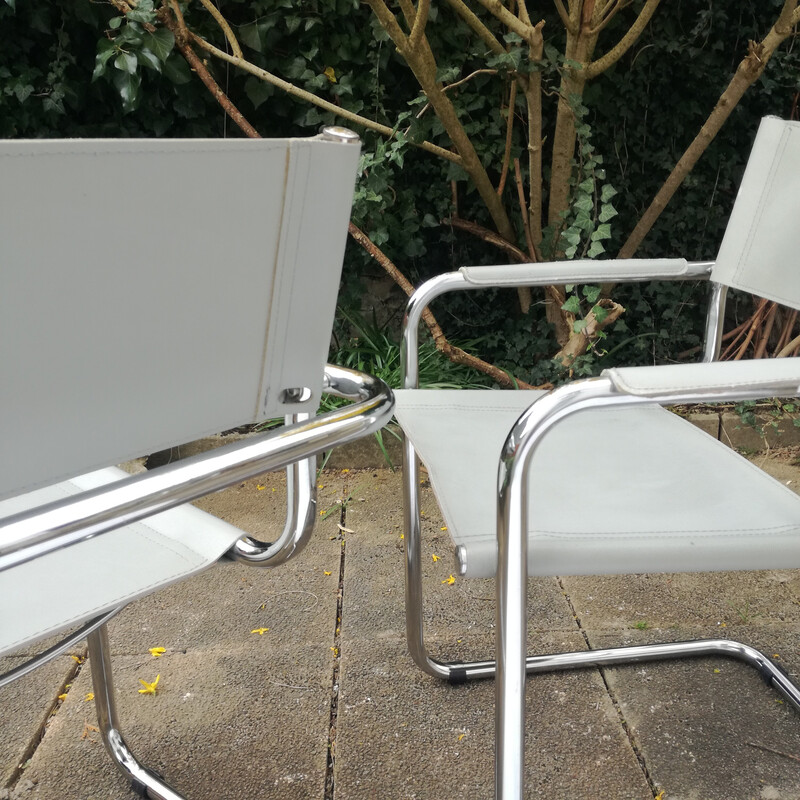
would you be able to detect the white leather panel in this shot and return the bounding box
[713,117,800,310]
[459,259,690,287]
[0,136,359,500]
[395,389,800,579]
[0,467,245,656]
[604,358,800,399]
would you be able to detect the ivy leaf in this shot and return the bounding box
[573,319,587,334]
[582,284,601,304]
[245,76,272,109]
[114,51,138,75]
[3,0,15,10]
[162,54,192,85]
[601,184,618,202]
[587,240,605,258]
[592,303,609,324]
[561,228,581,246]
[113,68,141,111]
[578,178,594,194]
[574,194,593,213]
[591,223,612,241]
[93,39,116,81]
[137,48,161,72]
[562,295,581,315]
[598,203,618,223]
[239,22,261,50]
[143,29,174,63]
[127,0,155,24]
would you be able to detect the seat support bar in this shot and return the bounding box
[87,625,186,800]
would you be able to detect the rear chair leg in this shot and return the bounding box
[87,625,186,800]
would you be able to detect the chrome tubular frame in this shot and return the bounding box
[398,265,800,799]
[0,365,392,574]
[2,364,392,800]
[495,376,800,800]
[400,263,714,681]
[88,625,186,800]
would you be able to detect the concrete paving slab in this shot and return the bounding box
[103,474,347,654]
[334,633,651,800]
[721,411,800,451]
[562,570,800,631]
[589,627,800,800]
[20,646,333,800]
[343,471,577,643]
[0,657,77,786]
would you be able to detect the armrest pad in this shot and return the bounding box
[459,258,697,287]
[603,359,800,399]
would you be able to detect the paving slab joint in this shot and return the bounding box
[5,648,87,792]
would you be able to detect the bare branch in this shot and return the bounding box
[553,0,575,32]
[496,81,517,195]
[349,222,543,389]
[188,33,461,164]
[585,0,662,79]
[514,158,536,259]
[445,217,529,262]
[409,0,431,50]
[473,0,536,43]
[443,0,506,55]
[196,0,242,59]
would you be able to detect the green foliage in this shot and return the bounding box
[3,1,799,387]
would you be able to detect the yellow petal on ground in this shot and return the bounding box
[256,484,266,490]
[440,526,447,531]
[341,468,349,473]
[149,647,166,658]
[324,571,332,576]
[400,534,404,540]
[85,692,94,702]
[70,654,83,664]
[138,675,160,695]
[432,554,440,562]
[251,628,270,636]
[57,693,68,701]
[442,575,456,585]
[457,733,465,742]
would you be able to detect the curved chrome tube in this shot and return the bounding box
[88,626,186,800]
[0,365,393,574]
[228,439,317,567]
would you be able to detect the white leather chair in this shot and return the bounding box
[394,115,800,799]
[0,128,393,800]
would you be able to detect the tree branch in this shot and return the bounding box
[444,217,530,262]
[496,80,517,195]
[585,0,661,78]
[443,0,507,55]
[349,223,543,389]
[618,1,799,257]
[187,32,461,164]
[409,0,431,50]
[553,0,576,33]
[473,0,536,43]
[196,0,242,59]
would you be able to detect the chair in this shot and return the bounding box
[0,128,393,800]
[394,115,800,798]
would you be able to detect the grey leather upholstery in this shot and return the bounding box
[0,134,362,657]
[395,390,800,578]
[713,116,800,309]
[399,116,800,582]
[0,136,359,500]
[0,468,244,657]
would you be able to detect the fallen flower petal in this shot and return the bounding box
[149,647,166,658]
[251,628,270,635]
[85,692,94,702]
[138,675,160,695]
[432,554,440,562]
[324,571,332,576]
[442,575,456,585]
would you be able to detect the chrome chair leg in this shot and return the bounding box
[87,625,186,800]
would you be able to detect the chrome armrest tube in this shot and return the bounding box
[400,262,714,389]
[0,365,393,574]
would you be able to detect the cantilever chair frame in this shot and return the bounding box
[400,266,800,799]
[0,363,392,800]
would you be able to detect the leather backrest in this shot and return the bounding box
[0,133,360,498]
[713,116,800,308]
